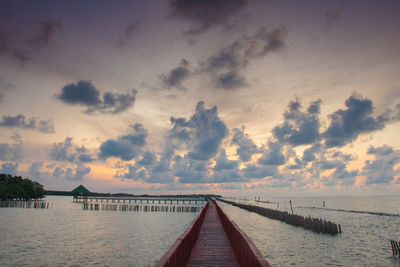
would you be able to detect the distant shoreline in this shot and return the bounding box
[45,190,221,198]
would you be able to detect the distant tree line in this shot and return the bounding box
[0,173,46,201]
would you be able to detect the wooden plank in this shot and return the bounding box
[187,202,239,267]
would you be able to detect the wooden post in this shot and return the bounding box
[289,200,294,215]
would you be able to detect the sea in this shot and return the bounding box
[0,195,399,266]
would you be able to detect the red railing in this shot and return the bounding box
[214,200,271,267]
[154,202,209,267]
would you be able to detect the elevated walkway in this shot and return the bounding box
[155,200,270,267]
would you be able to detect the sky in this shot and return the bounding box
[0,0,399,196]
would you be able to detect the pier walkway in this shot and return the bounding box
[155,200,270,267]
[186,201,238,266]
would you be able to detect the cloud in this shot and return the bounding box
[323,94,388,148]
[0,114,54,133]
[214,70,247,90]
[29,162,43,179]
[213,149,239,171]
[362,145,400,184]
[231,126,259,162]
[273,98,321,146]
[137,151,156,166]
[367,144,394,156]
[0,29,32,64]
[201,27,287,89]
[58,80,137,114]
[27,19,63,49]
[174,155,210,183]
[258,141,286,166]
[302,143,322,162]
[169,101,228,161]
[241,164,276,179]
[0,143,23,161]
[50,137,76,162]
[169,0,250,34]
[50,136,95,163]
[331,164,358,180]
[52,164,91,181]
[160,59,190,90]
[114,101,228,184]
[99,123,148,161]
[0,78,15,102]
[0,163,18,175]
[117,21,141,47]
[210,149,242,183]
[115,163,147,181]
[286,157,304,170]
[325,9,341,28]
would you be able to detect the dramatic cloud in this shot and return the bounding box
[161,59,190,90]
[52,164,91,181]
[0,114,54,133]
[27,19,63,49]
[58,80,137,114]
[174,155,210,183]
[213,149,239,171]
[258,141,286,166]
[330,164,358,180]
[50,137,76,162]
[241,164,276,179]
[117,21,141,47]
[363,145,400,184]
[29,161,43,179]
[323,94,388,148]
[210,149,242,183]
[302,143,322,162]
[169,0,250,34]
[115,163,147,181]
[114,102,228,184]
[169,101,228,161]
[273,98,321,146]
[202,27,287,89]
[99,123,148,161]
[0,162,18,175]
[50,137,94,163]
[0,143,23,161]
[231,127,258,162]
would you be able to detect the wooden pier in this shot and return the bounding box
[155,200,270,267]
[73,195,206,205]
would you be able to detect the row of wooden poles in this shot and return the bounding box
[218,198,342,235]
[82,203,202,212]
[0,200,51,209]
[391,240,400,257]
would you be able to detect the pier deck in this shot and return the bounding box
[155,200,270,267]
[187,201,239,266]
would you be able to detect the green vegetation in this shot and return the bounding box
[0,174,46,201]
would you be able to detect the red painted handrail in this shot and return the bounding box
[154,202,209,267]
[214,200,271,267]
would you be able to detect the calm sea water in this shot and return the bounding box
[0,195,399,266]
[0,196,200,266]
[218,195,400,266]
